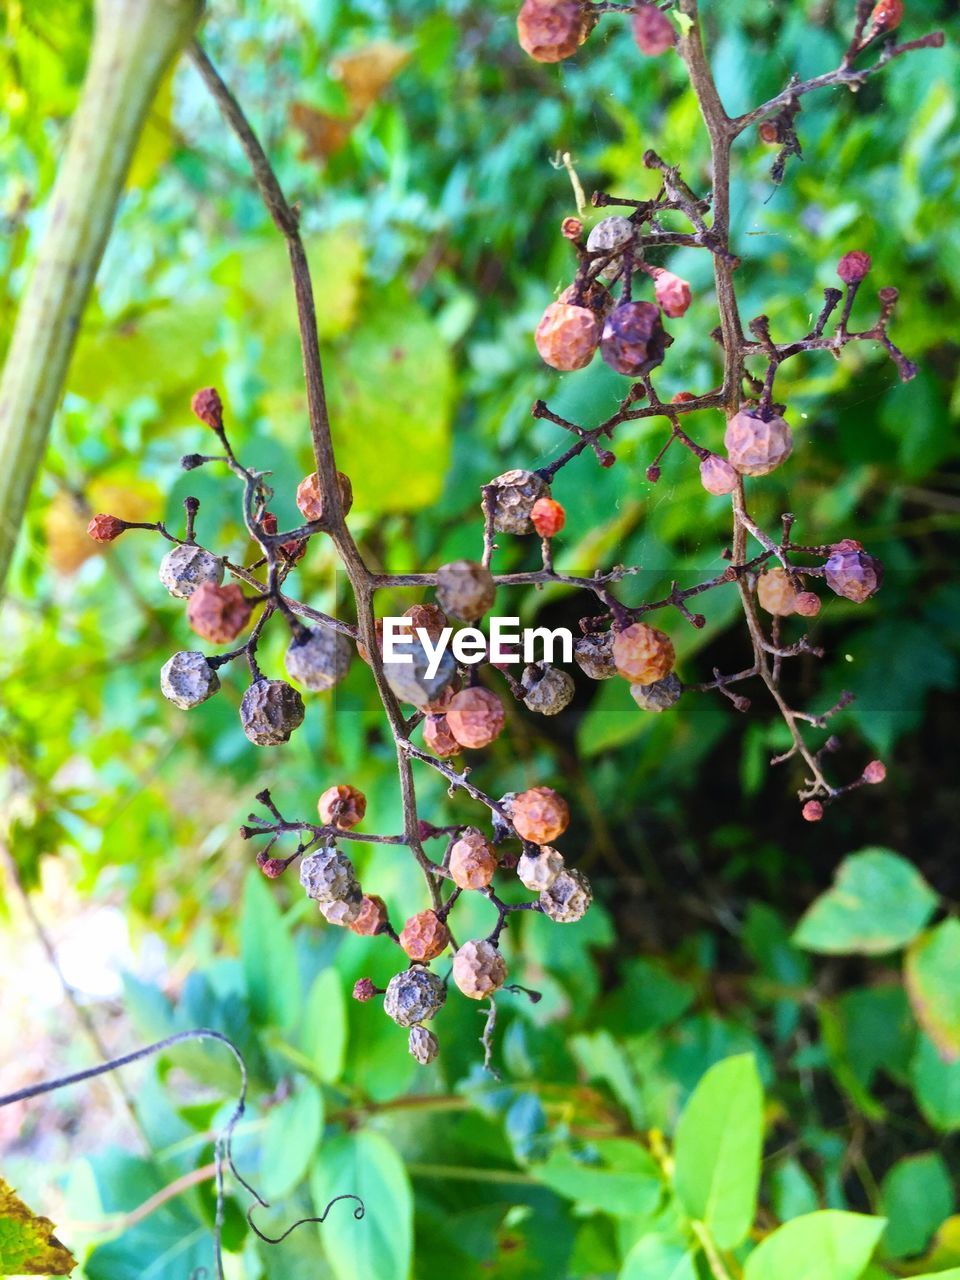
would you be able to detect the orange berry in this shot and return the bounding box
[612,622,675,684]
[318,783,367,830]
[186,582,252,644]
[535,301,600,371]
[510,786,570,844]
[446,687,505,749]
[399,909,451,962]
[295,470,353,522]
[530,497,566,538]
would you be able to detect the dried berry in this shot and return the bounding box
[629,672,682,713]
[86,513,127,543]
[383,967,446,1027]
[399,910,451,962]
[517,845,564,892]
[757,566,799,616]
[574,630,617,680]
[320,894,363,927]
[612,622,675,684]
[318,783,367,829]
[423,714,461,758]
[295,469,354,522]
[600,301,672,377]
[353,978,378,1002]
[824,539,883,602]
[586,215,634,259]
[517,0,591,63]
[488,469,550,535]
[257,854,288,878]
[535,301,601,371]
[561,216,584,241]
[530,497,566,538]
[837,250,871,284]
[284,626,352,691]
[404,603,448,641]
[408,1025,439,1065]
[862,759,887,784]
[699,454,739,496]
[521,664,576,715]
[724,410,793,477]
[448,828,498,890]
[758,120,780,144]
[159,543,225,599]
[802,800,824,823]
[160,650,221,710]
[559,280,615,319]
[539,867,592,922]
[652,268,692,318]
[186,582,252,644]
[349,894,389,937]
[240,678,305,745]
[795,591,821,617]
[435,560,496,621]
[632,2,676,55]
[356,617,386,665]
[384,633,457,709]
[452,939,507,1000]
[446,687,505,749]
[510,786,570,844]
[866,0,903,39]
[300,848,360,903]
[191,386,223,430]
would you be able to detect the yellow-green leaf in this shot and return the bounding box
[0,1176,76,1276]
[905,920,960,1060]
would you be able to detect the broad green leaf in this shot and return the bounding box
[620,1235,697,1280]
[911,1033,960,1131]
[673,1053,763,1249]
[905,920,960,1059]
[126,65,174,189]
[744,1211,886,1280]
[0,1177,76,1275]
[793,849,938,955]
[241,869,300,1029]
[260,1082,325,1201]
[531,1139,662,1218]
[302,968,347,1083]
[880,1152,954,1259]
[311,1131,412,1280]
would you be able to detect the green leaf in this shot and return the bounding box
[302,968,347,1083]
[311,1131,412,1280]
[620,1235,697,1280]
[911,1033,960,1131]
[793,849,938,955]
[241,869,300,1029]
[531,1139,662,1218]
[880,1152,954,1259]
[905,920,960,1059]
[743,1211,886,1280]
[673,1053,763,1249]
[260,1082,325,1201]
[0,1177,76,1275]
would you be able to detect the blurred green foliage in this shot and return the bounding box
[2,0,960,1276]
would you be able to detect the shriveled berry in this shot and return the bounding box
[446,687,505,749]
[191,386,223,429]
[452,939,507,999]
[530,497,566,538]
[612,622,675,684]
[399,910,451,962]
[510,786,569,844]
[295,470,353,522]
[357,618,386,665]
[409,1025,439,1065]
[300,848,360,903]
[186,581,252,644]
[600,301,671,377]
[448,828,498,890]
[285,626,352,691]
[383,967,446,1027]
[632,2,675,54]
[586,215,634,258]
[517,0,591,62]
[488,469,550,535]
[802,800,824,823]
[240,678,305,745]
[159,543,225,599]
[535,301,600,371]
[257,854,287,878]
[423,714,461,758]
[87,513,127,543]
[574,630,617,680]
[699,454,739,496]
[349,894,389,937]
[837,251,871,284]
[862,760,886,784]
[517,845,564,892]
[757,566,799,616]
[320,894,363,927]
[724,410,793,477]
[404,603,448,642]
[758,120,780,144]
[559,280,615,319]
[824,539,882,602]
[629,672,682,713]
[539,867,592,922]
[561,216,583,241]
[652,268,691,318]
[866,0,903,38]
[384,633,457,709]
[353,978,378,1002]
[521,664,576,715]
[318,784,367,829]
[435,560,496,621]
[160,650,221,710]
[795,591,821,617]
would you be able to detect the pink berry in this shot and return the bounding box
[802,800,824,822]
[862,760,886,785]
[535,302,600,371]
[837,251,871,285]
[699,454,739,496]
[653,268,692,318]
[632,2,675,55]
[724,410,793,477]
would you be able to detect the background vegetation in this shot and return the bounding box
[1,0,959,1276]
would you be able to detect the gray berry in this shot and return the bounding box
[574,631,617,680]
[158,544,224,599]
[383,967,446,1027]
[239,679,305,746]
[586,216,635,254]
[521,664,575,715]
[517,846,564,892]
[629,672,682,712]
[540,867,592,923]
[408,1025,439,1065]
[300,849,359,903]
[319,891,363,927]
[284,626,352,691]
[384,636,457,709]
[160,651,221,710]
[435,560,496,622]
[488,470,550,536]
